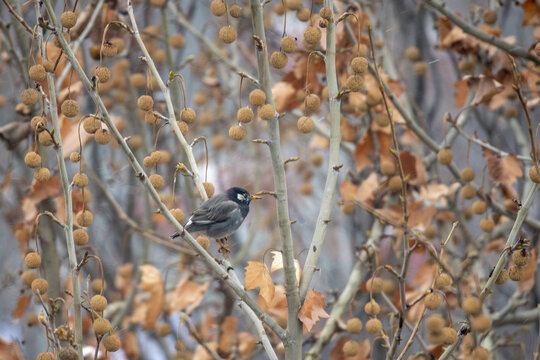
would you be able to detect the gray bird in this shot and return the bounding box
[171,187,260,252]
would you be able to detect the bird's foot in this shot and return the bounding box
[216,238,230,254]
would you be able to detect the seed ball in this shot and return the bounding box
[426,314,445,332]
[464,207,473,220]
[383,279,396,294]
[461,184,476,199]
[193,91,207,106]
[364,299,381,315]
[130,73,146,88]
[156,322,172,337]
[76,210,93,227]
[229,4,242,17]
[435,273,452,290]
[458,59,474,73]
[69,152,81,163]
[351,57,368,74]
[424,224,437,239]
[149,0,166,7]
[37,353,55,360]
[424,293,442,310]
[437,149,453,165]
[319,7,332,19]
[237,107,254,123]
[93,317,111,336]
[39,60,53,75]
[471,347,489,360]
[280,36,297,53]
[304,94,321,115]
[82,117,100,135]
[196,236,210,249]
[508,264,524,281]
[366,318,382,335]
[460,168,476,182]
[413,61,429,76]
[169,33,185,49]
[249,89,266,106]
[77,188,92,203]
[472,200,487,215]
[535,43,540,58]
[462,296,482,316]
[374,113,390,127]
[137,95,154,111]
[21,88,39,105]
[144,111,160,126]
[274,2,285,15]
[73,172,88,188]
[104,334,121,352]
[352,43,368,57]
[380,159,395,176]
[219,26,237,44]
[58,347,78,360]
[24,152,41,168]
[29,64,46,82]
[38,131,53,146]
[389,175,402,192]
[346,317,362,333]
[143,156,155,168]
[303,26,321,45]
[427,331,445,345]
[471,314,491,333]
[310,153,324,167]
[299,182,313,195]
[258,104,275,120]
[95,129,112,145]
[212,135,226,149]
[53,32,70,47]
[91,279,106,293]
[210,0,226,16]
[529,166,540,183]
[21,270,37,287]
[297,116,314,133]
[60,11,78,28]
[203,182,215,197]
[495,268,508,285]
[405,46,420,61]
[31,278,48,294]
[101,42,118,57]
[479,217,494,232]
[482,9,497,24]
[109,38,125,53]
[342,201,355,215]
[366,277,383,294]
[25,252,42,268]
[73,229,89,245]
[442,327,457,345]
[90,295,108,312]
[346,74,364,92]
[270,51,288,69]
[343,340,360,357]
[512,250,530,267]
[176,121,189,136]
[167,209,184,224]
[180,107,196,123]
[94,66,111,84]
[229,125,246,141]
[61,99,80,117]
[296,7,310,22]
[149,174,165,189]
[31,116,47,131]
[34,168,51,183]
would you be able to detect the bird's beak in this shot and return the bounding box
[251,195,261,199]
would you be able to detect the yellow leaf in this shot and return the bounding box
[298,289,329,333]
[244,261,275,305]
[270,251,302,286]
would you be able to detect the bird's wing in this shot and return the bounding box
[189,200,240,224]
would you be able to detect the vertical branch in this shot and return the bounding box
[299,0,342,299]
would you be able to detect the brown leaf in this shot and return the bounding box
[21,198,37,223]
[0,337,24,360]
[270,251,301,286]
[237,332,257,357]
[354,131,392,172]
[467,75,504,107]
[0,122,32,150]
[272,81,298,113]
[2,170,12,194]
[522,0,540,26]
[257,285,288,321]
[122,331,140,359]
[193,342,218,360]
[453,78,469,108]
[298,289,329,333]
[244,261,275,305]
[218,316,237,354]
[115,263,134,298]
[168,278,210,313]
[519,247,537,292]
[400,151,426,186]
[12,295,32,319]
[28,176,61,205]
[482,148,523,185]
[138,265,164,330]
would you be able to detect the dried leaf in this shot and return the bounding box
[115,263,134,298]
[218,316,237,354]
[354,131,392,172]
[138,265,164,330]
[454,78,469,108]
[522,0,540,26]
[467,75,504,107]
[518,247,537,292]
[12,295,32,319]
[245,261,275,305]
[28,176,61,205]
[272,81,298,113]
[270,251,302,286]
[21,198,37,223]
[122,331,140,359]
[193,342,218,360]
[482,148,523,185]
[0,337,24,360]
[257,285,288,320]
[2,170,12,194]
[168,278,210,313]
[298,289,329,333]
[237,332,257,357]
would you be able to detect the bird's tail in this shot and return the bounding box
[170,232,180,239]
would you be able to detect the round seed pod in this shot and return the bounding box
[464,207,473,220]
[249,89,266,106]
[193,91,207,106]
[101,42,118,57]
[93,317,111,336]
[471,314,491,333]
[536,43,540,58]
[69,152,81,163]
[352,43,368,57]
[365,318,382,335]
[31,278,48,294]
[31,116,47,131]
[310,153,324,167]
[37,353,55,360]
[351,57,368,74]
[42,60,55,73]
[53,32,70,47]
[341,201,355,215]
[137,95,154,111]
[180,107,196,123]
[388,175,402,192]
[61,99,79,118]
[319,7,332,19]
[229,4,242,17]
[458,58,474,73]
[58,347,78,360]
[374,113,390,127]
[145,111,160,126]
[197,236,210,249]
[479,217,494,232]
[21,270,37,287]
[76,210,93,227]
[130,73,146,88]
[380,159,395,176]
[462,296,482,316]
[210,0,226,16]
[297,116,314,133]
[77,188,92,203]
[274,2,285,15]
[83,116,101,134]
[297,7,310,22]
[364,299,380,315]
[437,149,453,165]
[39,131,54,146]
[270,51,288,69]
[73,172,88,188]
[304,94,321,114]
[426,314,445,332]
[229,125,246,141]
[109,38,125,53]
[383,279,396,294]
[170,208,184,223]
[405,46,420,61]
[29,64,46,82]
[25,152,41,168]
[22,88,39,105]
[90,294,108,312]
[303,26,321,45]
[508,264,524,281]
[495,268,508,285]
[73,229,89,246]
[94,66,111,83]
[143,156,155,168]
[149,174,164,189]
[435,273,452,290]
[91,279,106,293]
[94,129,112,145]
[60,11,78,28]
[25,252,42,268]
[346,74,364,92]
[427,331,445,345]
[176,121,189,136]
[529,166,540,183]
[212,135,226,149]
[286,0,301,10]
[34,168,51,183]
[299,183,313,195]
[237,107,254,123]
[258,104,275,120]
[471,347,489,360]
[169,33,185,48]
[512,249,530,267]
[460,168,475,182]
[203,182,215,197]
[424,225,437,239]
[442,327,457,345]
[425,293,442,310]
[461,184,476,199]
[413,61,429,76]
[472,200,487,215]
[346,317,362,333]
[482,9,497,24]
[280,36,297,53]
[156,323,172,337]
[219,26,237,44]
[343,340,360,357]
[366,277,383,294]
[104,334,121,352]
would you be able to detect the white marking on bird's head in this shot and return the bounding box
[237,193,247,202]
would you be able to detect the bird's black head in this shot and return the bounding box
[226,187,257,205]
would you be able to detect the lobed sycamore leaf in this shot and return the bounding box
[298,289,329,333]
[244,261,275,305]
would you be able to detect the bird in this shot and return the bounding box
[171,187,260,252]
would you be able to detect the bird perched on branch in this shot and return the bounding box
[171,187,260,253]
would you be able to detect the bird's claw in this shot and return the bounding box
[216,238,230,254]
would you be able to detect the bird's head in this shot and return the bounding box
[228,187,261,205]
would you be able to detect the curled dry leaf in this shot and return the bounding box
[167,278,210,313]
[298,289,329,333]
[482,147,523,185]
[244,261,275,305]
[12,295,32,319]
[270,250,302,286]
[138,264,164,330]
[218,316,237,354]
